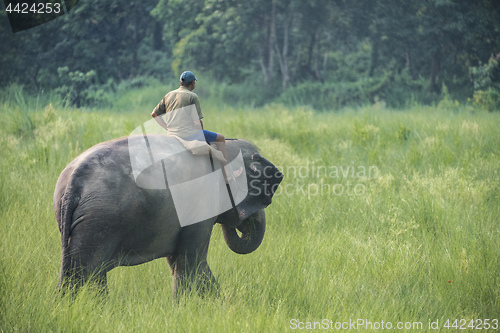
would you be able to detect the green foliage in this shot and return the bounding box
[0,84,61,138]
[0,83,31,111]
[277,80,369,110]
[381,70,437,108]
[276,74,399,110]
[171,30,200,77]
[473,88,500,112]
[397,125,412,142]
[152,0,205,77]
[277,44,438,110]
[136,45,173,81]
[3,0,500,109]
[55,67,108,108]
[212,74,280,108]
[471,54,500,112]
[437,84,461,111]
[470,55,500,91]
[1,0,165,91]
[112,77,170,113]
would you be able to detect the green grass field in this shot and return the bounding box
[1,86,499,332]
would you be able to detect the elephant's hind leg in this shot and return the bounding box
[59,227,116,295]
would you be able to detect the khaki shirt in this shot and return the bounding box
[153,86,204,138]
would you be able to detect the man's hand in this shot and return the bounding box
[151,110,169,132]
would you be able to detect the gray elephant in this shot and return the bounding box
[54,136,283,296]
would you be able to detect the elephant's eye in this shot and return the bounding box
[251,153,262,162]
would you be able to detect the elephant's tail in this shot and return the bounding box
[57,186,80,289]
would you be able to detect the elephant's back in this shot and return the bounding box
[56,137,134,189]
[54,138,151,231]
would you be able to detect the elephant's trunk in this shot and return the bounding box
[221,210,266,254]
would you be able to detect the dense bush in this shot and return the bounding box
[55,67,108,108]
[276,71,436,111]
[277,80,372,110]
[473,88,500,112]
[471,54,500,112]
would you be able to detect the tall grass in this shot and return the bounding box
[1,86,499,332]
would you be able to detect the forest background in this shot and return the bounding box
[1,0,500,111]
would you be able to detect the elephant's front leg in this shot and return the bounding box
[166,220,219,297]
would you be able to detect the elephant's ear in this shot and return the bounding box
[217,153,283,227]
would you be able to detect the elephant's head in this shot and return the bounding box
[216,139,283,254]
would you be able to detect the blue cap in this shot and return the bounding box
[180,71,197,83]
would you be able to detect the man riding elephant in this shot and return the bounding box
[54,71,284,297]
[150,70,241,182]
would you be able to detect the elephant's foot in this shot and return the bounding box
[169,266,219,299]
[196,271,220,297]
[57,270,108,299]
[171,273,219,299]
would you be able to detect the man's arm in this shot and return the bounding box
[151,110,169,132]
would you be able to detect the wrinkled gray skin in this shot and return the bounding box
[54,137,282,296]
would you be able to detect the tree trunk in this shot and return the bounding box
[430,50,441,91]
[322,49,329,75]
[32,63,40,92]
[369,34,380,77]
[268,2,275,81]
[405,52,412,78]
[307,33,314,78]
[259,5,275,85]
[131,8,139,77]
[153,21,163,51]
[272,2,290,89]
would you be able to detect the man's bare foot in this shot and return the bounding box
[225,166,243,183]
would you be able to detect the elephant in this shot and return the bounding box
[53,135,283,296]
